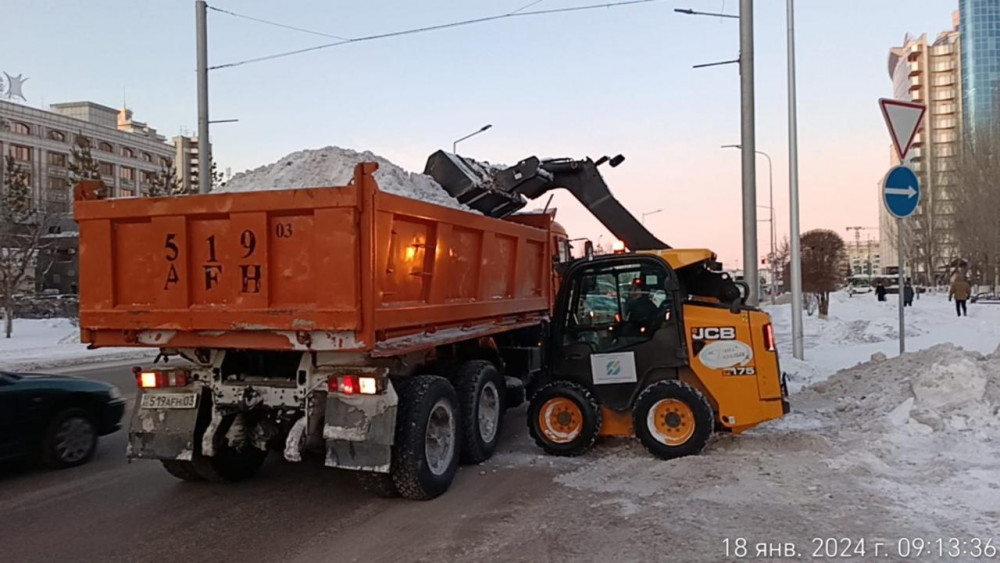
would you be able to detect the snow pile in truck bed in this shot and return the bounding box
[218,146,476,212]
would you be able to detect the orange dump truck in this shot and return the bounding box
[75,163,564,499]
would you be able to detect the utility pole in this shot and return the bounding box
[739,0,759,306]
[787,0,804,359]
[196,0,211,194]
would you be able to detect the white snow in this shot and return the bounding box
[766,290,1000,392]
[0,318,149,372]
[218,146,477,212]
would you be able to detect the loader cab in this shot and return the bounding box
[549,254,686,411]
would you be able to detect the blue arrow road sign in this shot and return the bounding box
[882,165,920,218]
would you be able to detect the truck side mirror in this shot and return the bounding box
[609,155,625,168]
[584,241,594,261]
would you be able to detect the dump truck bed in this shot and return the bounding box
[74,163,554,355]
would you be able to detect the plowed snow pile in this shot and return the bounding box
[218,146,475,212]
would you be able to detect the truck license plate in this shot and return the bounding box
[140,393,198,409]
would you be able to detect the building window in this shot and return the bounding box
[142,152,152,163]
[121,147,135,158]
[48,152,68,167]
[120,166,135,183]
[160,157,171,168]
[11,121,31,135]
[49,176,70,190]
[120,187,136,198]
[10,144,32,161]
[77,135,92,147]
[98,141,114,153]
[48,129,66,142]
[99,161,114,176]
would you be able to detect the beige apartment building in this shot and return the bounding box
[0,100,198,211]
[883,14,962,281]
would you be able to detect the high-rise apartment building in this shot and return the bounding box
[883,14,962,281]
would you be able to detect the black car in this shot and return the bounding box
[0,371,125,468]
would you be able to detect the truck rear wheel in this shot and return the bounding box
[633,380,714,459]
[390,375,460,500]
[455,360,505,464]
[527,381,601,457]
[161,459,206,482]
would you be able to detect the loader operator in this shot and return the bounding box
[625,278,659,324]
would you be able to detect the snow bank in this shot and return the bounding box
[0,318,149,371]
[766,291,1000,392]
[218,146,476,212]
[804,343,1000,434]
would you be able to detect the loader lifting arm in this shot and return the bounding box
[424,150,744,305]
[425,151,667,251]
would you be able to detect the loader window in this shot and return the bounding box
[564,263,673,352]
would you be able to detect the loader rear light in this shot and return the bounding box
[327,375,381,395]
[134,368,189,388]
[763,323,776,352]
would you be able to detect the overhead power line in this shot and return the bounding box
[207,5,350,40]
[208,0,666,71]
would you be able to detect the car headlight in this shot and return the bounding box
[108,385,123,400]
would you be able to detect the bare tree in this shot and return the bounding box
[800,229,846,319]
[0,155,50,338]
[952,122,1000,293]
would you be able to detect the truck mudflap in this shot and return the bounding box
[323,383,399,473]
[126,390,201,461]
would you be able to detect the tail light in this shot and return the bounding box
[134,367,189,388]
[763,323,776,352]
[327,375,381,395]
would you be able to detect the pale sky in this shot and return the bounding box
[3,0,958,268]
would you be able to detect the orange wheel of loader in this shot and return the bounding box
[647,399,696,446]
[538,397,584,444]
[633,380,714,460]
[527,381,601,457]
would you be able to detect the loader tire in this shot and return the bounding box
[633,380,714,460]
[527,381,601,457]
[390,375,460,500]
[161,459,206,482]
[455,360,505,464]
[357,471,400,498]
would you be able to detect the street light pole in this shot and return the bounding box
[676,2,758,305]
[787,0,804,359]
[196,0,210,194]
[641,209,663,224]
[739,0,759,306]
[452,124,493,155]
[722,145,775,304]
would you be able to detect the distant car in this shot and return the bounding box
[0,372,125,468]
[971,292,1000,304]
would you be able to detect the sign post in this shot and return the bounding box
[879,97,926,355]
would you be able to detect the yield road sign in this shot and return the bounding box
[882,165,920,218]
[879,98,926,161]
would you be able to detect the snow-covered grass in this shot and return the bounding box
[766,290,1000,392]
[0,318,149,372]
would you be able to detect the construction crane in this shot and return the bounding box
[845,226,877,276]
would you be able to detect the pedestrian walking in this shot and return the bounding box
[903,282,914,307]
[949,274,971,317]
[875,280,887,302]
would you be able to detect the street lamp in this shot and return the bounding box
[723,144,775,304]
[452,124,493,155]
[677,2,758,306]
[641,209,663,224]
